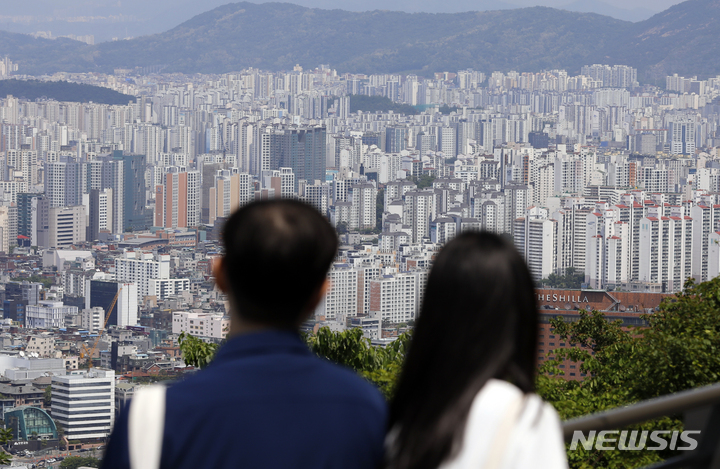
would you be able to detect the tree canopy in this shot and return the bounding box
[60,456,101,468]
[540,267,585,289]
[178,328,409,399]
[537,277,720,467]
[11,275,53,289]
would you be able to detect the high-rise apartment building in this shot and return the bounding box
[279,126,326,191]
[405,190,436,242]
[98,156,125,234]
[638,215,693,292]
[368,271,425,324]
[115,252,170,302]
[415,132,436,156]
[385,126,407,153]
[87,188,113,241]
[349,183,377,230]
[6,149,38,185]
[155,168,201,229]
[113,151,147,231]
[315,263,358,320]
[669,118,696,155]
[208,170,252,225]
[0,204,16,253]
[303,182,331,216]
[438,126,457,158]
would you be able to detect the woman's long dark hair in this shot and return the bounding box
[387,231,538,469]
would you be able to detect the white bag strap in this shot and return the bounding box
[481,395,525,469]
[129,385,166,469]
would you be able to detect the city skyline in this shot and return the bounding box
[0,1,717,465]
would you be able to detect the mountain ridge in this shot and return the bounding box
[0,0,717,82]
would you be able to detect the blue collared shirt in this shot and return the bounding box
[104,330,387,469]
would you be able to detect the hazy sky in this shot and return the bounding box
[1,0,686,16]
[512,0,680,7]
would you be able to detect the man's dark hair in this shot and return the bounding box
[221,199,338,327]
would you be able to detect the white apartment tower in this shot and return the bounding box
[115,252,170,302]
[349,183,377,230]
[526,218,557,281]
[316,263,358,320]
[669,118,696,155]
[638,215,693,292]
[405,190,436,243]
[690,204,720,282]
[368,272,423,324]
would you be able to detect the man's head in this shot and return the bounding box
[214,199,338,329]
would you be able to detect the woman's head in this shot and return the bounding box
[388,231,538,469]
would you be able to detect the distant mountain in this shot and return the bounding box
[559,0,658,22]
[0,2,630,76]
[0,0,718,82]
[599,0,720,82]
[0,79,135,105]
[0,32,93,74]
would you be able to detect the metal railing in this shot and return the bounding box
[562,382,720,469]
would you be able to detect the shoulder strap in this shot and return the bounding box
[129,385,166,469]
[482,394,525,469]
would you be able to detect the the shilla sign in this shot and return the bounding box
[570,430,700,451]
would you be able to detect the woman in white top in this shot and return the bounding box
[386,232,568,469]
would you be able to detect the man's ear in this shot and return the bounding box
[212,257,229,293]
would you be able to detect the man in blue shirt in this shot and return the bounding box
[104,200,387,469]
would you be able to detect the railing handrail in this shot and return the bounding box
[562,382,720,441]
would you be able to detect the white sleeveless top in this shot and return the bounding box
[439,379,568,469]
[387,379,568,469]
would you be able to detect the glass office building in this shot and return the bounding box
[5,406,58,441]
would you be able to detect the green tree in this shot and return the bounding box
[179,326,410,399]
[54,419,66,450]
[0,428,13,465]
[335,221,348,235]
[413,174,436,189]
[438,104,458,115]
[537,277,720,468]
[348,95,418,115]
[11,275,53,289]
[177,332,219,369]
[306,328,410,398]
[540,267,585,289]
[60,456,100,468]
[536,310,667,468]
[44,385,52,407]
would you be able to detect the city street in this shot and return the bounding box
[12,447,104,468]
